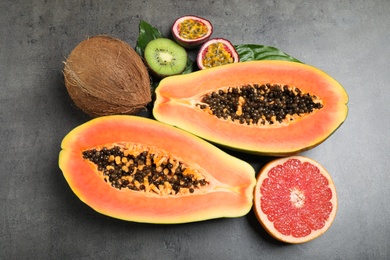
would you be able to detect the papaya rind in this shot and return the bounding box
[153,60,349,156]
[59,115,256,223]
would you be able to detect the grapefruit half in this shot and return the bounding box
[254,156,338,243]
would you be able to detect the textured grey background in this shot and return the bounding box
[1,0,389,259]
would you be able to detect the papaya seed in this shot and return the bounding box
[197,83,323,126]
[83,144,209,195]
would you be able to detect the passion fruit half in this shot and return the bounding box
[196,38,239,70]
[172,15,213,49]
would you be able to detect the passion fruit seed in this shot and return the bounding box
[82,144,208,195]
[202,42,234,68]
[196,83,323,125]
[179,19,208,40]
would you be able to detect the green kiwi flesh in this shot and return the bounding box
[144,38,187,78]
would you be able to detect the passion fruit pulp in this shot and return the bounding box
[196,38,239,70]
[172,15,213,49]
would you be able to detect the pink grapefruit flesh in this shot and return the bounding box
[254,156,337,243]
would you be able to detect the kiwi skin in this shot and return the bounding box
[144,38,188,78]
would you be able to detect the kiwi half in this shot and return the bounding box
[144,38,188,78]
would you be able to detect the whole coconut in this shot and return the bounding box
[63,35,151,117]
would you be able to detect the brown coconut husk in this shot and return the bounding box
[63,35,151,117]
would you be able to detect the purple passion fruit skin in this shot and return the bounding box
[196,38,239,70]
[172,15,213,49]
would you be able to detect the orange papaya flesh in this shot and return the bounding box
[153,60,348,156]
[59,115,256,224]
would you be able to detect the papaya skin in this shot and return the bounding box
[153,60,349,156]
[59,115,256,224]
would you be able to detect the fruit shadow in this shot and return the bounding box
[216,144,281,175]
[53,69,92,123]
[52,156,290,248]
[52,161,155,232]
[246,207,290,246]
[53,166,238,243]
[218,147,298,247]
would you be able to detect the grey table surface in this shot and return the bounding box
[1,0,389,259]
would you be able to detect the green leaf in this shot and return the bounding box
[135,21,303,92]
[182,59,197,74]
[234,44,302,63]
[135,20,164,57]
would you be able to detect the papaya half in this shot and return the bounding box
[58,115,256,224]
[153,60,348,156]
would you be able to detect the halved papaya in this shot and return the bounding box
[153,60,348,156]
[58,115,256,224]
